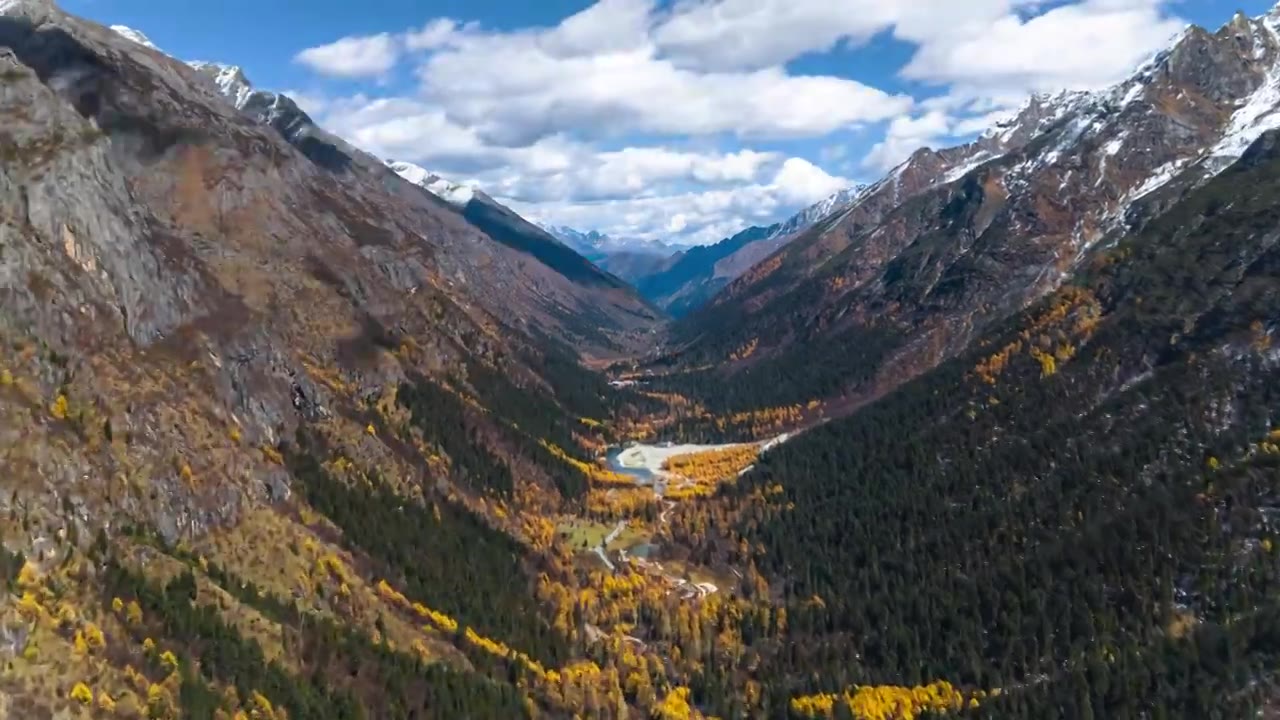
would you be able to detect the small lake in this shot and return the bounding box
[604,446,657,483]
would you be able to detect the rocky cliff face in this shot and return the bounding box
[0,0,657,550]
[672,7,1280,411]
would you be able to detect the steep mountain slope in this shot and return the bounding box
[386,160,656,320]
[664,8,1280,414]
[714,125,1280,718]
[632,186,865,316]
[595,249,680,285]
[178,62,660,352]
[0,3,679,717]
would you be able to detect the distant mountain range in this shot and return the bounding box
[608,186,868,316]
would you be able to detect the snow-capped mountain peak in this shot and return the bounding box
[768,185,869,239]
[387,160,476,207]
[187,62,256,109]
[541,226,609,249]
[109,25,159,51]
[539,225,675,258]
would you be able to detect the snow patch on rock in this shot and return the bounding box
[110,25,159,51]
[388,160,476,207]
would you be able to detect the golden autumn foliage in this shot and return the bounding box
[70,682,94,705]
[50,393,69,419]
[159,649,179,671]
[55,601,78,626]
[729,338,759,362]
[126,599,143,625]
[791,680,980,720]
[653,686,698,719]
[17,591,43,620]
[714,404,805,438]
[261,445,285,465]
[587,486,660,518]
[251,691,277,719]
[17,560,40,588]
[974,287,1100,385]
[1030,347,1057,378]
[542,441,638,487]
[664,445,759,485]
[83,621,105,652]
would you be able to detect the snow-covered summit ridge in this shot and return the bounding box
[187,62,256,109]
[109,25,158,51]
[0,0,55,18]
[387,160,476,207]
[760,184,868,240]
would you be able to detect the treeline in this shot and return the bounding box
[286,430,572,669]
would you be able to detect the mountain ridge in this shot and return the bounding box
[614,184,869,315]
[662,3,1280,413]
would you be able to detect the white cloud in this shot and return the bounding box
[314,94,783,196]
[861,110,953,172]
[285,0,1194,244]
[651,0,1029,71]
[501,156,853,245]
[404,19,470,51]
[772,158,854,205]
[295,33,401,78]
[417,40,910,145]
[542,0,655,55]
[902,0,1184,100]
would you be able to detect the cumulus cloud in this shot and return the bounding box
[652,0,1031,71]
[501,156,853,245]
[861,110,954,173]
[404,19,472,51]
[288,0,1191,243]
[416,37,911,145]
[294,33,402,78]
[902,0,1184,100]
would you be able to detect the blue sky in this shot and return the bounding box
[68,0,1276,245]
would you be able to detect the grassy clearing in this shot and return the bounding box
[556,520,648,552]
